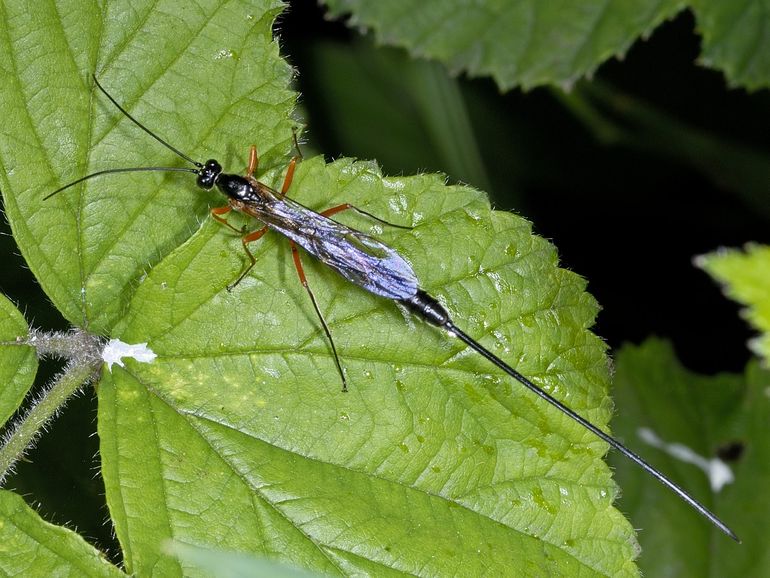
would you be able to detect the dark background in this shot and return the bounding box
[2,0,768,563]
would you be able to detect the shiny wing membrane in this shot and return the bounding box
[240,194,420,301]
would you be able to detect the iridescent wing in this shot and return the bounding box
[239,193,420,301]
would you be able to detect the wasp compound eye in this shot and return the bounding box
[196,159,222,190]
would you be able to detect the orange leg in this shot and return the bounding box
[210,206,244,234]
[226,225,269,291]
[321,203,411,230]
[320,203,353,219]
[212,204,270,289]
[246,145,259,178]
[289,240,348,392]
[279,128,305,197]
[279,157,297,198]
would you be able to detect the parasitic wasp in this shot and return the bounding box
[46,76,739,542]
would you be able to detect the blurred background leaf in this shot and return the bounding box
[322,0,770,91]
[0,294,35,428]
[166,541,326,578]
[0,489,122,577]
[694,0,770,90]
[322,0,684,90]
[610,339,770,577]
[697,244,770,364]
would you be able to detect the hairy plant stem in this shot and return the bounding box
[0,329,103,485]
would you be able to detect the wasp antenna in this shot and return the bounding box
[92,75,202,168]
[43,166,199,201]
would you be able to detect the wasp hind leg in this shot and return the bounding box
[226,225,269,292]
[321,203,411,230]
[289,240,348,392]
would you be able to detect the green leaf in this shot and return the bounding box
[610,339,768,576]
[100,158,638,576]
[0,489,124,577]
[0,294,35,428]
[695,244,770,364]
[1,2,640,576]
[323,0,683,90]
[0,0,295,335]
[693,0,770,90]
[323,0,770,91]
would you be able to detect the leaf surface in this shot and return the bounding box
[0,0,295,334]
[101,158,639,576]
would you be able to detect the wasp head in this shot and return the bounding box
[196,159,222,190]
